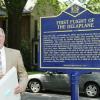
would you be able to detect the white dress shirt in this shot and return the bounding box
[0,46,6,74]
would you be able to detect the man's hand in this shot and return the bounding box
[14,84,22,94]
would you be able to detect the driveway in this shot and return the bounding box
[21,92,100,100]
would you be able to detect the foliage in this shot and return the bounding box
[50,0,61,15]
[4,0,26,14]
[0,0,5,8]
[20,39,32,71]
[59,1,69,11]
[58,0,100,13]
[34,0,61,16]
[85,0,100,13]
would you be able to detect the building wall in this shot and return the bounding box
[21,14,31,40]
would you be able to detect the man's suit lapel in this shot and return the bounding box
[5,47,12,72]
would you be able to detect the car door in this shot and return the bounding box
[56,74,70,92]
[43,73,60,90]
[43,73,70,92]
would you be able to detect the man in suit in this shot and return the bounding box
[0,28,28,94]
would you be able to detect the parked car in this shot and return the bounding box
[27,72,100,98]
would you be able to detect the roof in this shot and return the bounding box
[23,0,37,13]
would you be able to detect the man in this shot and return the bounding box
[0,28,28,94]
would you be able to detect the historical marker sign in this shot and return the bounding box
[40,4,100,70]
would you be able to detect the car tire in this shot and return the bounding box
[84,83,100,98]
[29,80,42,93]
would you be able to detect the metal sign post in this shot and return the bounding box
[70,72,80,100]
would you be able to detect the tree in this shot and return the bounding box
[4,0,27,49]
[33,0,61,17]
[86,0,100,13]
[50,0,61,15]
[0,0,5,7]
[58,1,69,11]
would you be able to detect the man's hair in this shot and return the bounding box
[0,28,5,36]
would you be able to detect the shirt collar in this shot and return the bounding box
[0,46,5,52]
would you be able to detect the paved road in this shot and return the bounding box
[21,92,100,100]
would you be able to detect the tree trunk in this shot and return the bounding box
[8,13,22,49]
[4,0,27,49]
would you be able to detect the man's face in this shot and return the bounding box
[0,32,5,48]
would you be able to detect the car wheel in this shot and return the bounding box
[29,80,42,93]
[84,83,100,97]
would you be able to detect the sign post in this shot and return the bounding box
[40,4,100,100]
[70,71,80,100]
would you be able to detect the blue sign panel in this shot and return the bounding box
[40,4,100,70]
